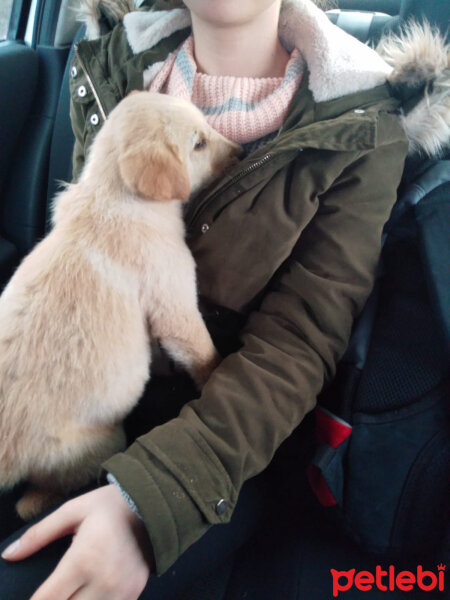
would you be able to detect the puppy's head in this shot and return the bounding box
[108,91,241,202]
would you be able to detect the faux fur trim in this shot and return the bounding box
[143,60,166,88]
[377,22,450,156]
[76,0,135,40]
[279,0,392,102]
[76,0,102,40]
[124,8,190,55]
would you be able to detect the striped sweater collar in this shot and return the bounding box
[147,36,305,144]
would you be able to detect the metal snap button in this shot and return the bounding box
[90,113,99,126]
[77,85,87,98]
[215,499,228,515]
[354,109,365,114]
[201,223,210,234]
[71,66,77,78]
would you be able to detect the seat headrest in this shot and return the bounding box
[327,9,398,44]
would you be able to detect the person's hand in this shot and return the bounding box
[1,484,154,600]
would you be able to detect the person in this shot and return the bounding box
[0,0,448,598]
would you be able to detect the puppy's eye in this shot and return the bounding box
[194,138,207,151]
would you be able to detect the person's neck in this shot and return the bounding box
[190,5,289,78]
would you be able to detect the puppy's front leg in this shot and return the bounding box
[147,258,220,387]
[157,309,220,388]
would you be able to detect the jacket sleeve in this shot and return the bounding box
[102,138,408,575]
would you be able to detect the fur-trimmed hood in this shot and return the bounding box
[77,0,450,157]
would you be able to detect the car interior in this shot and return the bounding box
[0,0,448,598]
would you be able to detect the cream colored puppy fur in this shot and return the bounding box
[0,91,239,520]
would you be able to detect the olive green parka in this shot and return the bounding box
[68,0,449,575]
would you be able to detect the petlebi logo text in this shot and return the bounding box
[330,564,446,597]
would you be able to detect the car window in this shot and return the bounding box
[0,0,14,40]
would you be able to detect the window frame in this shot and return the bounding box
[5,0,32,41]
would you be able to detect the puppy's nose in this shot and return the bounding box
[230,142,244,161]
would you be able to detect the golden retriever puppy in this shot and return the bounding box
[0,91,240,520]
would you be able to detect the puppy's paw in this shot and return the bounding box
[15,489,65,521]
[193,350,222,389]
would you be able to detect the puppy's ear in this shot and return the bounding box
[119,145,190,201]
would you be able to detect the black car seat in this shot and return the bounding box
[0,44,70,282]
[327,5,398,44]
[401,0,450,37]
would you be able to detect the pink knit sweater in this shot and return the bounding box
[148,36,305,147]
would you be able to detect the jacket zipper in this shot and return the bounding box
[187,153,273,228]
[187,149,300,229]
[75,45,107,122]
